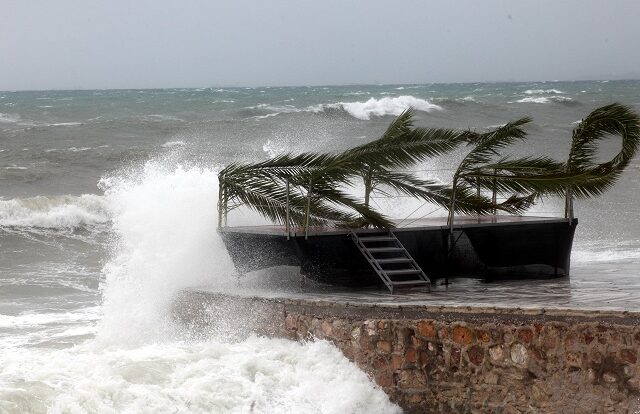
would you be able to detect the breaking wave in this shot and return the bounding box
[161,140,187,148]
[331,96,443,120]
[0,337,399,414]
[523,89,565,95]
[248,96,443,121]
[0,194,110,229]
[514,96,573,104]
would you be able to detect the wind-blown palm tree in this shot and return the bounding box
[218,109,478,229]
[447,103,640,237]
[219,104,640,234]
[563,103,640,219]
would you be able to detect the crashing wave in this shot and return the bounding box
[514,96,573,104]
[248,96,442,121]
[0,194,110,229]
[325,96,443,120]
[161,140,187,148]
[523,89,565,95]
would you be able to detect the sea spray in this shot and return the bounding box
[96,162,235,346]
[0,161,401,413]
[0,338,401,414]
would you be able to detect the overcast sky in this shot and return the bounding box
[2,0,639,90]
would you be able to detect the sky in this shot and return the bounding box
[1,0,639,91]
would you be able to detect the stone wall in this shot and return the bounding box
[174,292,640,413]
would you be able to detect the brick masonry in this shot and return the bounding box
[174,291,640,413]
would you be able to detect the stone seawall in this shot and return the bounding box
[174,291,640,413]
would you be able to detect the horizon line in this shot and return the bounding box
[2,77,639,94]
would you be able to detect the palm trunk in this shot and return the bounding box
[363,169,373,209]
[217,178,224,229]
[448,179,457,252]
[565,188,574,220]
[491,169,497,215]
[304,177,313,240]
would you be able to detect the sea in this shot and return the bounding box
[1,80,640,413]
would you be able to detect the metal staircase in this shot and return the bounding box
[351,232,431,293]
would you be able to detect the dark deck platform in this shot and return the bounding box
[220,215,578,287]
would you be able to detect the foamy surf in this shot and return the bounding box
[161,140,187,148]
[0,337,400,414]
[329,96,443,120]
[523,89,565,95]
[247,95,442,121]
[0,162,400,414]
[513,96,573,104]
[0,194,110,229]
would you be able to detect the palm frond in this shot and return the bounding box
[569,102,640,171]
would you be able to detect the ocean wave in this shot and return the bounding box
[144,114,185,122]
[0,194,110,229]
[247,96,442,121]
[252,112,282,120]
[572,248,640,263]
[161,140,187,148]
[0,112,20,123]
[335,96,443,120]
[523,89,565,95]
[0,307,101,329]
[513,96,573,104]
[0,337,400,414]
[49,122,83,127]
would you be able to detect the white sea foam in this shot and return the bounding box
[523,89,565,95]
[572,246,640,263]
[161,140,187,148]
[247,96,442,120]
[0,307,101,329]
[331,96,443,120]
[0,194,110,229]
[97,163,235,345]
[0,337,399,414]
[49,122,82,127]
[145,114,185,122]
[514,96,572,104]
[0,112,20,123]
[252,112,282,120]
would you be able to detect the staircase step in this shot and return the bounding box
[351,231,431,293]
[391,280,431,286]
[384,269,423,276]
[358,236,397,242]
[366,247,405,253]
[375,258,413,264]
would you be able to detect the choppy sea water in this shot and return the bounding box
[1,81,640,412]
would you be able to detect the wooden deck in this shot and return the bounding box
[219,215,569,236]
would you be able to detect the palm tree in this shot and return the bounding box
[218,109,475,230]
[563,103,640,219]
[219,104,640,235]
[447,103,640,239]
